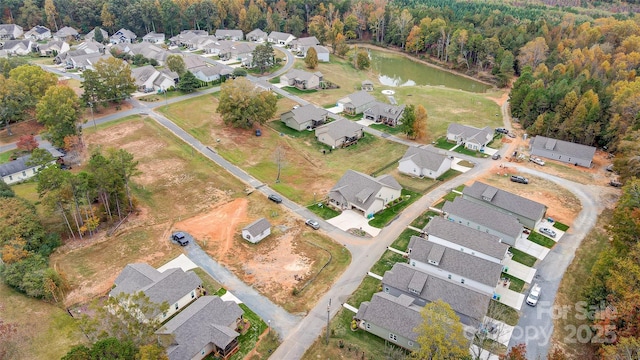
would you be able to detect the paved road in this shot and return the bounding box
[507,166,606,359]
[184,240,301,337]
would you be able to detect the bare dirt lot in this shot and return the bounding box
[175,197,350,314]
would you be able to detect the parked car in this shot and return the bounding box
[255,129,262,136]
[268,194,283,203]
[605,164,614,172]
[305,219,320,230]
[529,157,545,166]
[526,283,542,306]
[610,180,623,188]
[510,175,529,184]
[539,227,557,238]
[495,127,509,134]
[172,232,189,246]
[492,153,501,160]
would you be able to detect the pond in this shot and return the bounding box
[369,50,492,93]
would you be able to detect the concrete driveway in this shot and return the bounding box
[326,210,381,237]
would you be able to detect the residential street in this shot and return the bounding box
[10,47,609,360]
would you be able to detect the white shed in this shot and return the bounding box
[242,218,271,244]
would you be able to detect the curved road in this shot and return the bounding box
[18,48,608,360]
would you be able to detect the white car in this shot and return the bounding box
[526,283,541,306]
[529,157,545,166]
[539,227,556,238]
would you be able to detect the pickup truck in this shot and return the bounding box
[526,283,541,306]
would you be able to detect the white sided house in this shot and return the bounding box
[328,170,402,218]
[246,28,267,42]
[446,123,493,151]
[398,146,452,179]
[0,148,62,185]
[25,25,51,41]
[242,218,271,244]
[110,263,203,322]
[267,31,295,46]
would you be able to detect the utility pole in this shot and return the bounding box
[89,102,96,130]
[325,298,331,345]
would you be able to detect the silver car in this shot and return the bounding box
[539,227,556,238]
[305,219,320,230]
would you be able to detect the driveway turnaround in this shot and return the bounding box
[326,209,381,237]
[185,242,301,338]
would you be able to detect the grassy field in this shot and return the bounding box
[368,189,421,228]
[528,232,556,248]
[391,228,421,251]
[0,150,11,163]
[501,272,525,293]
[306,202,340,219]
[551,209,611,358]
[509,247,538,267]
[0,282,83,360]
[410,210,440,229]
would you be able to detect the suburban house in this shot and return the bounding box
[529,135,597,167]
[315,119,364,149]
[361,80,374,91]
[267,31,295,46]
[84,27,108,42]
[183,55,231,83]
[446,123,494,151]
[407,235,504,296]
[113,42,173,65]
[1,40,33,56]
[462,181,547,230]
[156,296,244,360]
[24,25,51,41]
[290,36,319,53]
[143,31,165,44]
[54,40,106,64]
[37,40,70,57]
[169,30,208,47]
[363,101,405,127]
[423,216,510,264]
[242,218,271,244]
[355,292,422,351]
[0,148,63,185]
[65,52,113,70]
[131,65,177,93]
[442,196,523,246]
[280,69,323,90]
[308,45,330,62]
[397,146,452,180]
[215,29,243,41]
[246,28,267,42]
[0,24,23,40]
[328,170,402,218]
[382,262,491,326]
[281,104,328,131]
[53,26,79,41]
[110,28,137,44]
[336,90,376,115]
[110,263,203,321]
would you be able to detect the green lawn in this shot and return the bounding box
[369,123,404,136]
[434,137,457,150]
[454,184,465,192]
[370,250,407,275]
[489,300,519,326]
[508,247,537,267]
[410,211,441,229]
[227,304,272,360]
[0,150,12,164]
[453,145,480,157]
[391,228,421,251]
[306,202,340,220]
[368,189,422,228]
[442,190,462,203]
[501,273,525,293]
[528,232,556,248]
[282,86,318,95]
[553,221,569,231]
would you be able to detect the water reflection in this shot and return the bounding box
[370,50,491,93]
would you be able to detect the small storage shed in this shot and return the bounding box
[242,218,271,244]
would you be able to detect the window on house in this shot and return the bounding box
[191,291,195,299]
[22,171,26,176]
[174,303,179,310]
[8,176,12,181]
[163,312,167,318]
[384,287,389,293]
[366,323,371,330]
[389,333,397,342]
[461,279,465,284]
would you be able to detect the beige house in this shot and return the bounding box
[328,170,402,218]
[281,69,323,90]
[315,119,364,149]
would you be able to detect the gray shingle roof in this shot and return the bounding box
[424,216,509,260]
[447,123,493,145]
[55,26,78,37]
[85,28,108,40]
[355,292,422,341]
[112,28,137,40]
[28,25,50,35]
[530,135,596,160]
[330,170,401,210]
[292,36,319,47]
[110,264,202,315]
[310,45,329,54]
[284,68,321,83]
[131,65,158,85]
[247,29,267,38]
[314,119,363,141]
[442,197,523,240]
[284,104,328,125]
[215,29,243,38]
[462,182,546,222]
[2,39,30,51]
[340,90,376,108]
[382,263,491,325]
[364,101,405,122]
[408,236,503,288]
[0,147,62,177]
[157,296,243,360]
[243,218,271,237]
[268,31,294,41]
[400,146,448,172]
